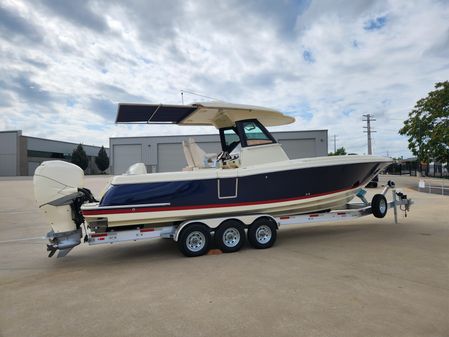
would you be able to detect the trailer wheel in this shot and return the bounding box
[215,220,245,253]
[178,223,211,257]
[372,194,388,218]
[248,217,277,249]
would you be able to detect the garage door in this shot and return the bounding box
[28,161,40,176]
[196,142,221,154]
[113,144,142,174]
[158,143,186,172]
[278,139,316,159]
[157,141,221,172]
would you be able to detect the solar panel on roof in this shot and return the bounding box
[115,104,197,124]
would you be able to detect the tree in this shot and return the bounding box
[95,146,110,173]
[399,81,449,164]
[329,147,347,156]
[71,144,89,171]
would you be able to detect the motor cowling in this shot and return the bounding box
[34,161,84,233]
[33,161,96,257]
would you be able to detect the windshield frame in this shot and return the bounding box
[219,126,241,152]
[219,119,277,151]
[236,119,277,148]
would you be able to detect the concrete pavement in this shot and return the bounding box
[0,176,448,337]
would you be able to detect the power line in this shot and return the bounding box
[362,114,376,155]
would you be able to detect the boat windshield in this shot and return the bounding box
[219,119,277,152]
[240,120,273,146]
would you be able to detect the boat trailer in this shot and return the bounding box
[49,180,412,258]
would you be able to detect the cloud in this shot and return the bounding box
[0,73,53,106]
[0,3,44,44]
[97,83,148,103]
[0,0,449,158]
[363,15,388,31]
[303,50,315,63]
[229,0,310,39]
[0,91,13,107]
[424,29,449,59]
[35,0,109,33]
[106,0,186,44]
[89,97,116,120]
[21,57,48,69]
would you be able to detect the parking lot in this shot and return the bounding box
[1,175,448,337]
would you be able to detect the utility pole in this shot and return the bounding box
[332,134,337,153]
[362,114,376,155]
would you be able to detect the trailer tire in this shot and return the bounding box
[178,223,211,257]
[215,220,245,253]
[372,194,388,218]
[248,217,277,249]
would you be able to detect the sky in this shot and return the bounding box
[1,0,448,157]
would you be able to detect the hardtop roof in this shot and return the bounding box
[115,101,295,128]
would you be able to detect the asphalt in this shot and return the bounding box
[0,175,448,337]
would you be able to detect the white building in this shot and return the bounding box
[0,130,108,176]
[0,129,328,176]
[110,130,328,174]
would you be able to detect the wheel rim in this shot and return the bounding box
[255,225,272,244]
[222,227,240,248]
[186,231,206,252]
[379,199,387,214]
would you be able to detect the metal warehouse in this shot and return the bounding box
[0,130,108,176]
[0,130,327,176]
[110,130,328,174]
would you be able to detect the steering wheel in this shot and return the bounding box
[217,151,229,161]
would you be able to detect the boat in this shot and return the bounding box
[33,101,392,256]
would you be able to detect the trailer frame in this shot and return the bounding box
[86,182,413,256]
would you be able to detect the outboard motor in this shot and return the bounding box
[33,161,96,257]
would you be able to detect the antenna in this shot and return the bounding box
[180,89,221,103]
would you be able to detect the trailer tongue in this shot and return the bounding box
[34,161,412,258]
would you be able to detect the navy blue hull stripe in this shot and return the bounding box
[83,185,353,216]
[84,162,383,216]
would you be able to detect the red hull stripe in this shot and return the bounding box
[91,233,108,237]
[82,186,357,217]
